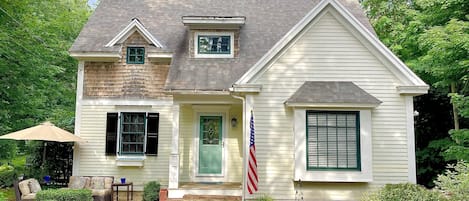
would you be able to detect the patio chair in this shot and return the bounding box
[14,178,41,201]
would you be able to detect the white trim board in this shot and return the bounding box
[105,18,164,48]
[234,0,427,93]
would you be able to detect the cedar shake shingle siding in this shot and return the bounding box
[83,32,170,98]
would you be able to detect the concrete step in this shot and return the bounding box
[168,195,242,201]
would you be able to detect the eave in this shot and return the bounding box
[285,102,381,108]
[182,16,246,29]
[229,84,262,93]
[69,52,121,62]
[397,85,430,96]
[105,18,164,48]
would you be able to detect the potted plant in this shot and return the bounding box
[143,181,160,201]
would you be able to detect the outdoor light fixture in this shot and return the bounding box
[231,117,238,127]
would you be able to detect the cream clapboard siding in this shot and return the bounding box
[250,10,410,200]
[77,104,172,191]
[178,104,243,182]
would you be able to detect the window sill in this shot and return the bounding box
[294,169,372,182]
[116,155,145,167]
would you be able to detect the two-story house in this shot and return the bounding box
[69,0,428,200]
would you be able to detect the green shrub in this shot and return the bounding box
[0,164,16,187]
[361,183,447,201]
[255,194,274,201]
[36,188,93,201]
[435,161,469,201]
[143,181,161,201]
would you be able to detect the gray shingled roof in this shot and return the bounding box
[285,82,382,105]
[70,0,375,91]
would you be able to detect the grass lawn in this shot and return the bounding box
[0,187,15,201]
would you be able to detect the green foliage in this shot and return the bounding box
[361,0,469,188]
[254,194,274,201]
[0,140,17,160]
[417,19,469,89]
[0,192,6,201]
[0,188,14,201]
[361,183,448,201]
[0,0,91,160]
[414,91,455,187]
[435,161,469,201]
[36,188,93,201]
[25,141,73,183]
[0,164,16,187]
[143,181,160,201]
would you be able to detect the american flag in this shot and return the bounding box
[247,110,258,194]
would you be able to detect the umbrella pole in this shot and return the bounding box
[42,142,47,168]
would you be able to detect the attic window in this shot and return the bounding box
[127,47,145,64]
[194,32,234,58]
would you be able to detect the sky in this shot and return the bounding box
[87,0,98,8]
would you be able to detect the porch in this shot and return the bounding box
[167,94,246,199]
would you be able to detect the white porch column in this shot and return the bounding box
[169,104,180,189]
[406,96,417,183]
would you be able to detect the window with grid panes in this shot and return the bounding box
[126,47,145,64]
[105,112,159,156]
[306,111,360,170]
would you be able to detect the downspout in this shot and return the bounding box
[231,94,246,201]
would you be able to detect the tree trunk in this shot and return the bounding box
[451,82,460,130]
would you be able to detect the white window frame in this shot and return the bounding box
[293,108,373,182]
[194,32,234,58]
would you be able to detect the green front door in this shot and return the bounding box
[198,116,223,174]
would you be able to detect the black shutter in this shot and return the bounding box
[105,113,118,155]
[146,113,159,155]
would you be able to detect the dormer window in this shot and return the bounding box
[127,47,145,64]
[194,32,234,58]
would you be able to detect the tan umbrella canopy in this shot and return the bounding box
[0,121,85,142]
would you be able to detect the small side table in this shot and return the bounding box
[112,182,133,201]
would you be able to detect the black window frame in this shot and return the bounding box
[105,112,159,156]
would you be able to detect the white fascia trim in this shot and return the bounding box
[69,52,121,61]
[105,19,164,48]
[235,0,427,87]
[397,85,430,96]
[165,90,231,95]
[293,108,373,182]
[182,16,246,27]
[285,102,380,108]
[81,99,173,106]
[229,84,262,93]
[148,52,173,58]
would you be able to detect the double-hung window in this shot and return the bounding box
[105,112,159,156]
[306,111,360,170]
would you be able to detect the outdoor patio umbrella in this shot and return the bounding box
[0,122,85,182]
[0,121,85,142]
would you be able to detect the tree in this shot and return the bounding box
[0,0,91,159]
[361,0,469,187]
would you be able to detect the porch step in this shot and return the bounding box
[169,195,242,201]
